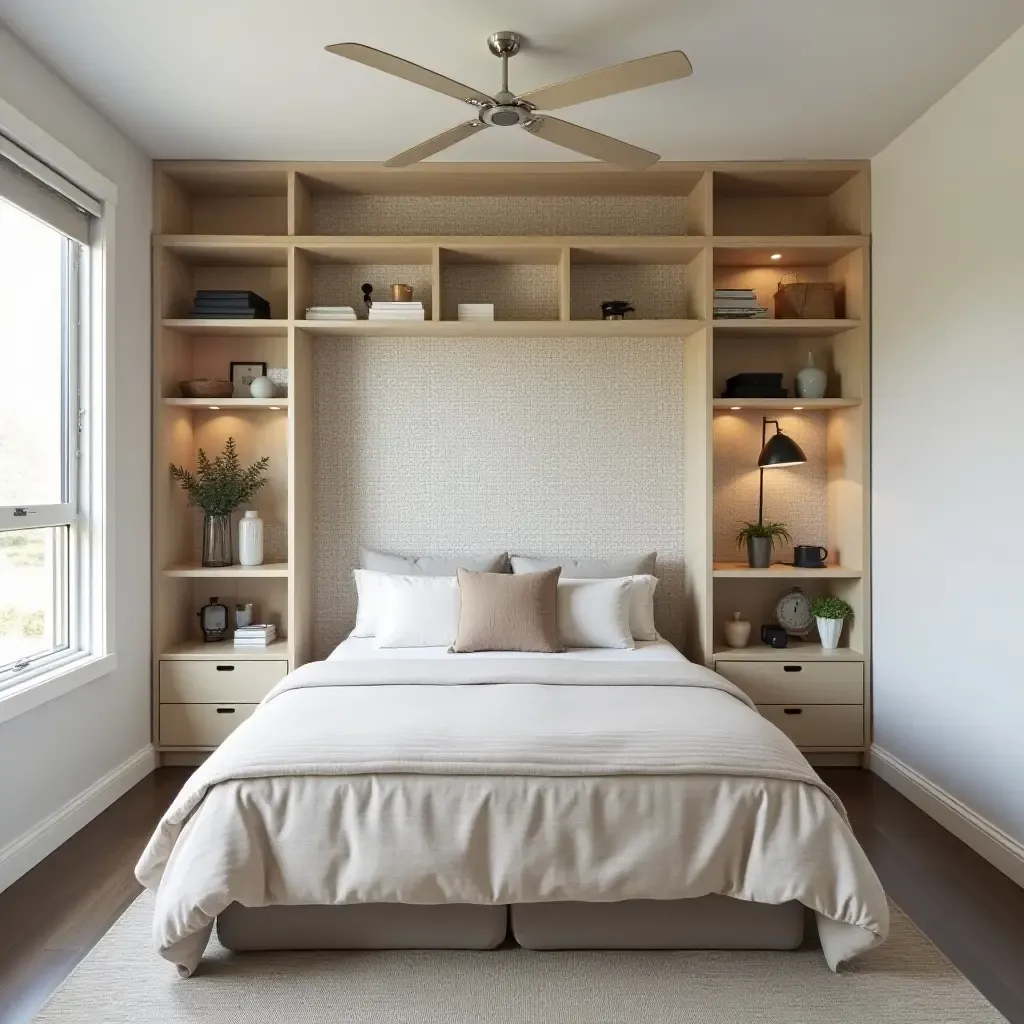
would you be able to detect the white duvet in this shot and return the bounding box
[137,646,888,976]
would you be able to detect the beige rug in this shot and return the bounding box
[33,894,1005,1023]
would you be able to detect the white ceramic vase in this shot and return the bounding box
[249,375,276,399]
[816,616,844,650]
[723,612,751,649]
[238,510,264,566]
[796,351,827,399]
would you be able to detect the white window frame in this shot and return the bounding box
[0,99,118,726]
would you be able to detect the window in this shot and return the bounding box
[0,136,98,692]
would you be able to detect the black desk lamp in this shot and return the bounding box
[756,417,807,526]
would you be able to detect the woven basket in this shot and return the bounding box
[180,379,233,399]
[774,276,836,319]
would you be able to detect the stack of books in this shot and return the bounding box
[722,372,787,399]
[233,623,277,648]
[457,303,495,322]
[305,306,357,321]
[187,290,271,319]
[368,301,425,321]
[713,288,767,319]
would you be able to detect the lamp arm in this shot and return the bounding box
[757,418,779,527]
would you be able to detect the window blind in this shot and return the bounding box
[0,133,99,244]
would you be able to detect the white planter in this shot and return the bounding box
[816,616,844,650]
[238,510,264,566]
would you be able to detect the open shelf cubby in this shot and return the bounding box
[439,243,560,322]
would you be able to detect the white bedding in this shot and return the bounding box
[138,648,888,977]
[329,636,688,662]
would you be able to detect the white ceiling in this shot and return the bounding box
[2,0,1023,162]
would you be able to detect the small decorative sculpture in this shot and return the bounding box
[361,282,373,313]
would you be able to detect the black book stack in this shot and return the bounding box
[722,372,788,399]
[187,290,271,319]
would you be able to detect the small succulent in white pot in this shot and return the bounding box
[811,595,854,650]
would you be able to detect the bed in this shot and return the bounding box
[136,638,888,976]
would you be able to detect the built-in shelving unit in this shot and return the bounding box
[152,159,870,760]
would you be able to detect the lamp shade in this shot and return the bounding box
[757,430,807,468]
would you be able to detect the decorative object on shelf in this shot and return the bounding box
[458,303,495,322]
[187,289,271,320]
[234,622,277,648]
[811,595,853,650]
[235,602,254,629]
[361,282,373,313]
[170,437,270,567]
[713,288,767,319]
[600,300,635,320]
[179,379,233,399]
[230,361,268,397]
[793,544,829,569]
[267,367,289,395]
[368,300,425,321]
[238,510,265,566]
[795,351,828,399]
[249,375,276,399]
[723,612,751,649]
[761,624,788,649]
[736,521,791,569]
[305,306,357,321]
[198,596,228,643]
[722,373,786,399]
[392,283,414,302]
[776,587,814,637]
[774,275,836,319]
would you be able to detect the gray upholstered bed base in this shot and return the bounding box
[217,896,804,952]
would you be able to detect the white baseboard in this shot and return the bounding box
[870,745,1024,888]
[0,744,156,895]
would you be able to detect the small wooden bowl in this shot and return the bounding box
[180,379,233,399]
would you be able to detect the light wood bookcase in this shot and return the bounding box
[152,161,871,764]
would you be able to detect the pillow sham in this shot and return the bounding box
[627,574,660,642]
[557,577,634,649]
[375,574,462,648]
[511,552,656,578]
[451,568,562,654]
[351,568,387,637]
[360,547,509,576]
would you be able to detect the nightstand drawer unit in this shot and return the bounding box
[160,703,259,747]
[714,660,865,750]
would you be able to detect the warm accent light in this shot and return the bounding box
[770,253,782,260]
[208,405,220,410]
[730,406,741,411]
[792,405,804,411]
[269,406,281,410]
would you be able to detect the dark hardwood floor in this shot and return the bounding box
[0,767,1021,1023]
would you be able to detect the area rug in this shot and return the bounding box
[32,893,1005,1023]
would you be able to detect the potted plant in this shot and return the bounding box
[735,521,791,569]
[811,595,854,650]
[171,438,269,567]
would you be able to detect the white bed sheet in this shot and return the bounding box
[330,636,688,663]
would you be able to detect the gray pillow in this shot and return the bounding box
[510,552,656,578]
[360,547,509,576]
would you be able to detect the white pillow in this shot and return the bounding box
[375,574,462,648]
[628,574,660,642]
[557,578,634,649]
[351,568,388,637]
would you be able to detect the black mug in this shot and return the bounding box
[793,544,828,568]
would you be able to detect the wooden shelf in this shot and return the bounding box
[712,642,864,662]
[712,237,868,267]
[713,562,863,579]
[159,639,290,660]
[713,398,861,411]
[712,318,858,337]
[162,318,289,335]
[163,562,290,578]
[163,398,289,408]
[157,236,290,265]
[297,319,705,338]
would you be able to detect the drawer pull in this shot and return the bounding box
[215,665,236,672]
[215,707,236,714]
[783,708,803,715]
[783,665,802,673]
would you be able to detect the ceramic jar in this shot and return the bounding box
[249,375,276,399]
[795,351,827,399]
[238,510,264,566]
[816,616,844,650]
[723,612,751,648]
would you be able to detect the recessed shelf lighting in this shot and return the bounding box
[730,405,741,411]
[269,405,281,410]
[770,253,782,260]
[792,405,804,410]
[208,405,220,410]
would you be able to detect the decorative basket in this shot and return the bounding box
[774,275,837,319]
[180,379,233,399]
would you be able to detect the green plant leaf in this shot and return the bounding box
[810,595,854,621]
[170,436,270,517]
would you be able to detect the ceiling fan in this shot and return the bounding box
[325,32,692,170]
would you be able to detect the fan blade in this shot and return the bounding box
[522,116,659,170]
[384,121,490,168]
[326,43,495,106]
[518,51,692,111]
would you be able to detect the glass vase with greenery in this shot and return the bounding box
[170,437,269,567]
[735,521,791,569]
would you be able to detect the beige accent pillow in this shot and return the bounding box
[451,567,563,654]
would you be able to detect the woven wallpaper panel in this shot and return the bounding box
[713,412,827,562]
[440,265,559,321]
[311,265,433,318]
[571,264,689,320]
[312,336,686,658]
[313,195,687,236]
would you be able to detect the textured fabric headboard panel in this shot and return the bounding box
[311,336,686,658]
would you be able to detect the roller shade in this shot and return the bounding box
[0,134,99,244]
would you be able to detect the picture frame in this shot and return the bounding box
[230,361,267,397]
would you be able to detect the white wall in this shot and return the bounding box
[872,26,1024,848]
[0,28,152,872]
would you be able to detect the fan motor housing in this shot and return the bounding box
[480,103,532,128]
